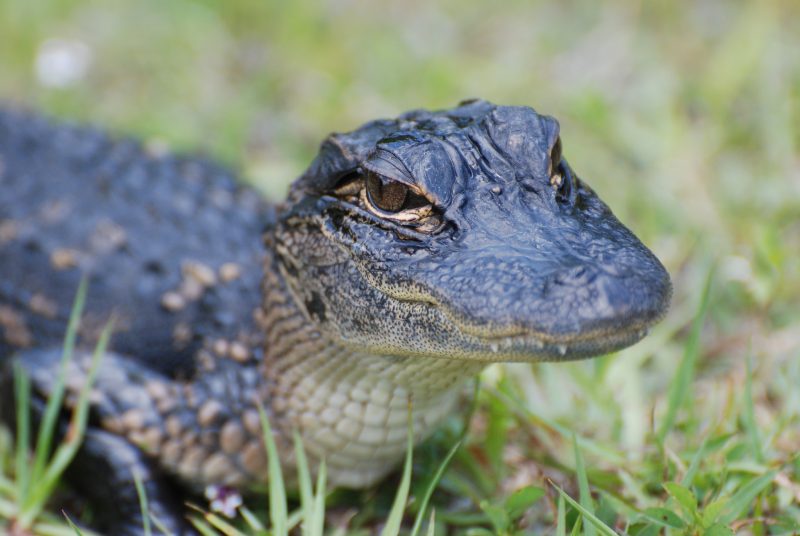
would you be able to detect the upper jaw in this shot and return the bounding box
[347,234,672,362]
[417,262,672,362]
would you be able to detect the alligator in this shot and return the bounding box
[0,99,671,534]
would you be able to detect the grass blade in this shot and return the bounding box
[557,495,566,536]
[13,362,31,505]
[718,470,777,524]
[189,516,220,536]
[20,320,112,526]
[199,511,248,536]
[32,278,88,482]
[238,506,266,531]
[132,469,152,536]
[552,483,617,536]
[258,403,287,536]
[572,434,596,536]
[681,433,732,487]
[487,388,626,466]
[293,430,314,536]
[63,512,85,535]
[149,510,176,536]
[409,438,463,536]
[681,434,709,488]
[380,405,414,536]
[286,508,304,531]
[310,458,327,536]
[742,355,764,463]
[657,267,713,442]
[425,509,436,536]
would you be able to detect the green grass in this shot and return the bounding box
[0,280,108,535]
[1,0,799,533]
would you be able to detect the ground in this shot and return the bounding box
[0,0,798,534]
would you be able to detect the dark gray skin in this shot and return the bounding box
[275,99,670,361]
[0,108,270,373]
[0,100,671,535]
[0,107,270,535]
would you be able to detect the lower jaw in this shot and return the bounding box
[463,325,651,363]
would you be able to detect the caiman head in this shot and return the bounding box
[268,100,671,362]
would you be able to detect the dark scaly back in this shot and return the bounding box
[0,107,272,376]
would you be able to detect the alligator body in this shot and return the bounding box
[0,100,671,534]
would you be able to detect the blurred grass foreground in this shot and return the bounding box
[1,0,799,533]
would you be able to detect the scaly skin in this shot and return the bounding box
[0,100,671,534]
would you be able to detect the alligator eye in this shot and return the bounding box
[333,171,364,197]
[549,138,563,189]
[549,138,572,203]
[551,161,572,203]
[359,171,440,230]
[366,172,409,213]
[550,137,562,171]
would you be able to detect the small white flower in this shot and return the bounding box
[35,39,91,88]
[204,484,243,518]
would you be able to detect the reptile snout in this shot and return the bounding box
[547,262,671,347]
[423,237,671,359]
[441,259,666,331]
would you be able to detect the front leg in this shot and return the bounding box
[67,427,194,536]
[3,347,269,534]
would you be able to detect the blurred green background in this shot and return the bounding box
[1,0,799,531]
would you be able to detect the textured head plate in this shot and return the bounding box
[272,100,671,361]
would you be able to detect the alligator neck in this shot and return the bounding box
[259,258,484,487]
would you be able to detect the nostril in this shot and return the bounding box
[570,265,597,282]
[551,265,598,287]
[570,274,640,334]
[598,261,633,278]
[597,271,668,325]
